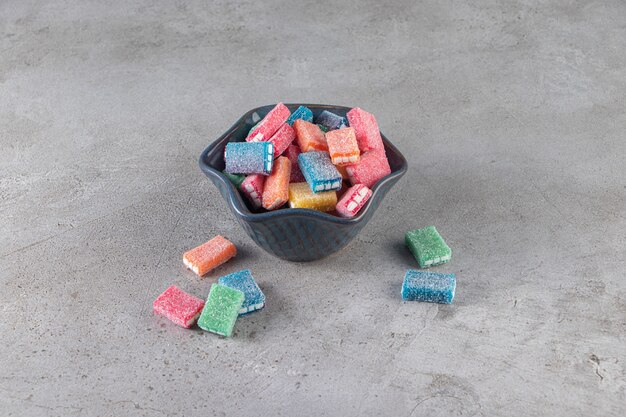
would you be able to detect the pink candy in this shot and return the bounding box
[240,174,266,208]
[346,107,384,152]
[345,150,391,188]
[246,103,290,142]
[268,123,296,158]
[153,285,205,328]
[284,144,306,182]
[336,184,372,218]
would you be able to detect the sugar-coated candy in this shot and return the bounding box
[286,105,313,126]
[346,107,384,152]
[326,127,360,166]
[289,182,337,212]
[223,170,245,188]
[262,156,291,210]
[218,269,265,314]
[268,123,296,158]
[284,144,306,182]
[183,235,237,276]
[335,184,372,218]
[294,119,328,152]
[240,174,265,208]
[225,142,274,175]
[153,285,205,328]
[197,284,245,337]
[316,110,348,131]
[246,102,290,142]
[401,270,456,304]
[298,151,342,192]
[405,226,452,268]
[345,150,391,188]
[317,124,329,133]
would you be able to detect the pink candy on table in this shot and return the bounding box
[336,184,372,218]
[246,102,291,142]
[240,174,266,208]
[284,144,306,182]
[346,107,384,152]
[345,150,391,188]
[268,123,296,158]
[153,285,205,328]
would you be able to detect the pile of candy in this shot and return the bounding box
[151,104,459,338]
[222,103,392,218]
[153,225,457,338]
[154,236,265,337]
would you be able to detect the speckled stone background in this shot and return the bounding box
[1,1,624,416]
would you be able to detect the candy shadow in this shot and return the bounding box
[386,241,418,269]
[232,282,279,340]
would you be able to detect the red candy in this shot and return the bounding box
[284,144,306,182]
[336,184,372,218]
[153,285,205,328]
[346,107,384,152]
[345,150,391,188]
[268,123,296,157]
[240,174,265,208]
[246,103,291,142]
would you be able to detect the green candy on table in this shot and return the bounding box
[405,225,451,268]
[198,284,244,337]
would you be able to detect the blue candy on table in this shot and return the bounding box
[218,269,266,315]
[316,110,348,131]
[298,151,342,193]
[401,270,456,304]
[286,106,313,126]
[224,142,274,175]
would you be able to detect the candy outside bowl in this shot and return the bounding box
[199,104,408,262]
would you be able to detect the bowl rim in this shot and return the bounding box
[199,103,408,224]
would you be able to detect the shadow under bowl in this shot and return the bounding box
[199,103,408,262]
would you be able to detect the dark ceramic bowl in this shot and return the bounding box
[199,104,408,262]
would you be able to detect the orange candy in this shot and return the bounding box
[262,156,292,210]
[183,235,237,276]
[293,119,328,152]
[335,164,349,180]
[326,127,360,166]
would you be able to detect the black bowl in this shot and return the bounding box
[199,104,408,262]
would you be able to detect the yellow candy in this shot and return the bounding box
[288,182,337,212]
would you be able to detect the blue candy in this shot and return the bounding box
[224,142,274,175]
[298,151,342,193]
[315,110,348,131]
[218,269,265,314]
[286,106,313,126]
[401,270,456,304]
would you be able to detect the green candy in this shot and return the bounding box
[405,226,451,268]
[317,124,329,133]
[198,284,244,337]
[222,170,245,188]
[247,120,261,136]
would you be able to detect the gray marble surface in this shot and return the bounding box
[1,1,624,416]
